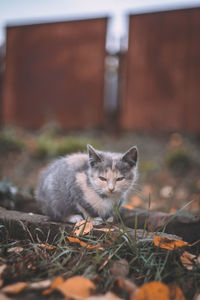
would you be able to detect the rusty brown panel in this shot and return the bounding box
[120,8,200,132]
[3,18,107,129]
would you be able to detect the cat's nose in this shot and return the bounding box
[108,185,114,192]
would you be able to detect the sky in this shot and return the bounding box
[1,0,200,50]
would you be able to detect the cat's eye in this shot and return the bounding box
[116,177,125,181]
[99,176,107,181]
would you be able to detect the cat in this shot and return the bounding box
[35,144,138,223]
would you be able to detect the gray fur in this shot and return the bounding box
[35,145,138,222]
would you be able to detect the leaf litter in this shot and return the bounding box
[0,220,200,299]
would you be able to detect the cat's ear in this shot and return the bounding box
[87,144,101,167]
[122,146,138,167]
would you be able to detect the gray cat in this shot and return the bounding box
[35,144,138,223]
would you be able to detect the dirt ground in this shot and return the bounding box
[0,129,200,216]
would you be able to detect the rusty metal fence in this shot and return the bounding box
[2,18,107,129]
[2,8,200,132]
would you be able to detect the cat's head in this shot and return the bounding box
[87,144,138,197]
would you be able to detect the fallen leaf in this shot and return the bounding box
[94,227,115,233]
[67,236,104,250]
[110,259,129,278]
[153,235,188,250]
[116,277,138,300]
[123,204,134,210]
[7,246,24,254]
[2,282,28,294]
[43,276,64,295]
[56,276,96,300]
[180,251,198,270]
[74,220,93,236]
[134,281,169,300]
[28,279,52,290]
[37,243,56,250]
[168,284,185,300]
[129,196,142,207]
[0,292,10,300]
[87,291,123,300]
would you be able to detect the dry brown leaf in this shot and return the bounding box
[67,236,104,250]
[7,246,24,254]
[134,281,169,300]
[0,292,10,300]
[154,235,189,250]
[94,227,115,233]
[110,259,129,278]
[74,220,93,236]
[42,276,64,295]
[2,282,28,294]
[87,291,123,300]
[168,284,185,300]
[56,276,96,300]
[180,251,197,270]
[117,277,138,300]
[37,243,56,250]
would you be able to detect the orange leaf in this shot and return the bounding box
[56,276,96,300]
[153,235,189,250]
[2,282,28,294]
[37,243,56,250]
[74,220,93,236]
[67,236,104,250]
[42,276,64,295]
[168,284,185,300]
[123,204,134,210]
[134,281,169,300]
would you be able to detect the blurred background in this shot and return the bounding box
[0,0,200,215]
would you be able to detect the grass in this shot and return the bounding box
[165,147,191,175]
[0,220,199,299]
[0,125,100,159]
[0,129,24,153]
[31,133,99,159]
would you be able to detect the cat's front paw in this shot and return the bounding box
[106,216,114,223]
[90,217,104,226]
[65,214,84,224]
